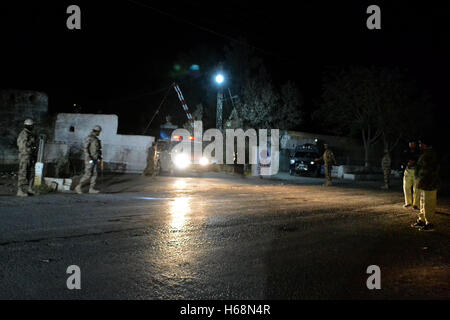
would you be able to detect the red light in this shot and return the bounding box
[189,136,195,140]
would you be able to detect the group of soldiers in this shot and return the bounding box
[401,140,439,231]
[15,119,441,231]
[379,140,439,231]
[16,119,103,197]
[316,140,440,231]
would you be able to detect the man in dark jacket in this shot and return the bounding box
[411,139,439,231]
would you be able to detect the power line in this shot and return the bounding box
[105,68,206,105]
[110,84,172,104]
[142,85,172,135]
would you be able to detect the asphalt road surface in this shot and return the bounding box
[0,173,449,299]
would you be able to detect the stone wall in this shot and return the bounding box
[0,90,49,166]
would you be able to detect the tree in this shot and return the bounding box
[239,64,280,129]
[317,66,433,167]
[317,66,381,167]
[275,80,303,130]
[373,67,434,151]
[224,40,302,130]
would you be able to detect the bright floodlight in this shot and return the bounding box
[215,74,224,84]
[173,153,190,169]
[199,157,209,166]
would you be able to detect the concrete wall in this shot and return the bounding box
[51,113,154,173]
[0,90,49,166]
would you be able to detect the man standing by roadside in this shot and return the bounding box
[411,139,439,231]
[402,141,421,209]
[143,142,158,177]
[75,125,102,194]
[16,119,37,197]
[315,143,336,186]
[381,149,391,189]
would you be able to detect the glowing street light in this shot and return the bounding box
[215,74,224,85]
[215,73,225,131]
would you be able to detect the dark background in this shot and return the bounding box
[0,1,448,139]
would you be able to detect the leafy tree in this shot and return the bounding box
[374,68,433,151]
[276,80,303,130]
[317,66,432,167]
[224,40,302,130]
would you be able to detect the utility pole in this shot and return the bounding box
[216,88,223,131]
[34,134,46,187]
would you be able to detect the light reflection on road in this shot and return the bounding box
[173,179,187,189]
[170,197,190,230]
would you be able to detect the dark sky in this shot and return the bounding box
[1,0,449,135]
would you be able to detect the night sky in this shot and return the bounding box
[1,1,449,138]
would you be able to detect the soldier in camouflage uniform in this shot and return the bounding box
[381,149,391,189]
[143,142,158,177]
[16,119,37,197]
[75,125,103,194]
[315,143,336,186]
[411,139,440,231]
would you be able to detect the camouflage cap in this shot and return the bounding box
[93,125,102,132]
[24,119,34,126]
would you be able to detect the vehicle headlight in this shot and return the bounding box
[173,153,190,169]
[290,159,295,164]
[199,157,209,166]
[310,161,315,165]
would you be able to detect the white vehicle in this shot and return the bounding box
[157,136,212,175]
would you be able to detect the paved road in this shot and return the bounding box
[0,173,449,299]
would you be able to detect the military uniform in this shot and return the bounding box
[143,144,157,176]
[17,127,37,196]
[76,132,102,193]
[414,148,439,225]
[381,152,391,189]
[402,148,421,207]
[322,148,336,186]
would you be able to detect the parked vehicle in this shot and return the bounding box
[289,143,323,177]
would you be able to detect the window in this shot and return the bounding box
[69,126,75,132]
